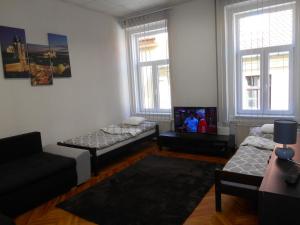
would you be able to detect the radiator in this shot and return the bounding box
[157,120,173,132]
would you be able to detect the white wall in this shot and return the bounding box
[169,0,217,107]
[0,0,129,145]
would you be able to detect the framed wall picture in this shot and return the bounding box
[27,44,53,86]
[0,26,30,78]
[48,33,71,77]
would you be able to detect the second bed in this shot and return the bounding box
[58,121,159,173]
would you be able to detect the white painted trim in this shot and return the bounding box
[126,20,172,115]
[225,1,296,118]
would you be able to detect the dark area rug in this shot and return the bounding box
[58,155,223,225]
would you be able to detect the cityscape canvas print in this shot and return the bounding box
[27,44,53,86]
[0,26,71,85]
[0,26,30,78]
[48,33,72,77]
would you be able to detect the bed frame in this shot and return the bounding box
[58,125,159,174]
[214,169,263,211]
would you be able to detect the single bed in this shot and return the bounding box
[58,121,159,173]
[215,126,275,211]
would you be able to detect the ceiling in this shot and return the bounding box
[60,0,193,17]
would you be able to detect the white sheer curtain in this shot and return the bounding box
[122,11,172,127]
[216,0,299,127]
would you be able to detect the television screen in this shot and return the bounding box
[174,107,217,134]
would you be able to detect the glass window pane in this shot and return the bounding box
[241,55,260,110]
[268,52,289,111]
[239,9,293,50]
[140,66,154,110]
[138,32,169,62]
[158,64,171,110]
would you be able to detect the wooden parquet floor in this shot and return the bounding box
[15,142,258,225]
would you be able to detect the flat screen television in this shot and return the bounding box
[174,107,217,134]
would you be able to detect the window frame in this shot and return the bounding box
[127,21,171,115]
[229,1,296,117]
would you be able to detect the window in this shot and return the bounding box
[127,20,171,114]
[231,2,295,116]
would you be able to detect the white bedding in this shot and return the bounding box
[101,126,142,136]
[96,129,156,156]
[61,121,157,151]
[240,135,276,151]
[223,135,275,176]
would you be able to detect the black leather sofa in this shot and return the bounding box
[0,212,15,225]
[0,132,77,219]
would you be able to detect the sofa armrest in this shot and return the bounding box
[44,144,91,185]
[0,213,15,225]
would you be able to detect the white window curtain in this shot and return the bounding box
[122,11,172,123]
[216,0,300,127]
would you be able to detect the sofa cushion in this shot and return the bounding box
[0,152,75,195]
[0,132,43,165]
[0,213,15,225]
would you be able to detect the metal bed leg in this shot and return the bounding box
[215,169,222,212]
[91,150,98,176]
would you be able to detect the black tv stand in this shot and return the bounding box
[158,131,235,156]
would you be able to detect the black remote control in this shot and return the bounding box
[285,166,300,185]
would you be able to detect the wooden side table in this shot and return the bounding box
[259,134,300,225]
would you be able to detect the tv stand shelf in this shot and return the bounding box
[158,131,235,156]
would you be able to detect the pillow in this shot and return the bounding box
[249,127,274,140]
[249,127,263,136]
[261,124,274,134]
[123,116,146,126]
